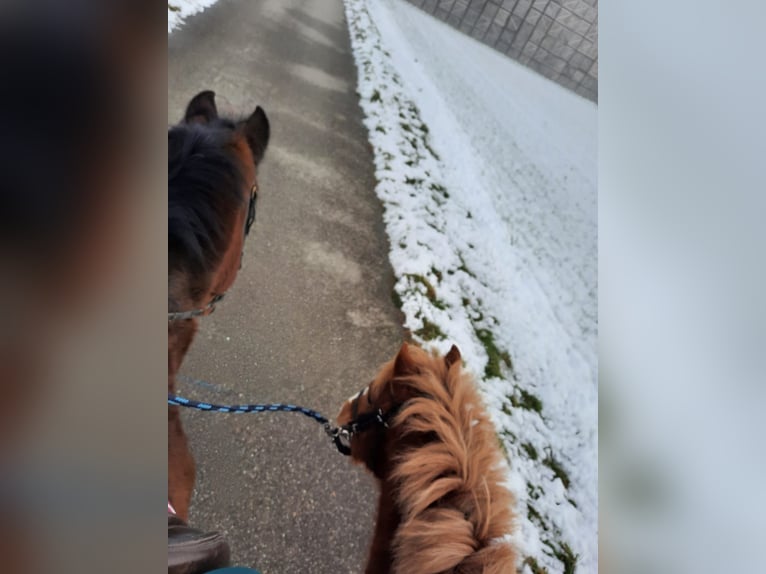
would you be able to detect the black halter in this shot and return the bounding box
[244,182,258,236]
[168,182,258,323]
[167,293,225,322]
[331,387,401,456]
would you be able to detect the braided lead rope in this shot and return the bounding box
[166,391,394,457]
[168,393,330,425]
[168,392,351,455]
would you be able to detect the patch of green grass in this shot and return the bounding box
[400,122,414,133]
[567,497,579,509]
[527,481,544,501]
[524,557,549,574]
[500,428,516,442]
[398,241,407,249]
[405,136,420,150]
[501,402,512,416]
[404,176,424,186]
[527,504,547,531]
[403,274,447,310]
[405,273,436,301]
[391,289,403,310]
[511,388,542,414]
[542,450,571,489]
[414,318,446,341]
[370,89,382,102]
[475,328,512,379]
[424,139,441,161]
[522,442,538,461]
[456,255,477,279]
[375,126,386,134]
[544,541,578,574]
[430,267,443,282]
[429,182,449,198]
[168,4,180,12]
[497,436,509,458]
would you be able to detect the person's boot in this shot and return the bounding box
[168,513,231,574]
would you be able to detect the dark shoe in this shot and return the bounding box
[168,515,231,574]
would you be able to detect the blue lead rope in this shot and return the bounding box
[167,393,331,425]
[167,392,356,456]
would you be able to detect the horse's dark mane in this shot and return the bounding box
[168,121,245,276]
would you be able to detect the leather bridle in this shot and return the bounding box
[332,386,402,456]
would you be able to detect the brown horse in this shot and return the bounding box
[168,90,270,520]
[337,343,517,574]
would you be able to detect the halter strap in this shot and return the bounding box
[167,293,225,322]
[244,183,258,236]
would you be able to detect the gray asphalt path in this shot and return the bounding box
[168,1,403,572]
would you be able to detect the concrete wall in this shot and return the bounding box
[406,0,598,102]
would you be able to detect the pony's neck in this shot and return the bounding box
[367,478,400,574]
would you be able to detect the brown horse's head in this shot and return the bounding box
[168,90,270,317]
[336,343,463,479]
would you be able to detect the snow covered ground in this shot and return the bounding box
[168,0,218,33]
[343,1,598,572]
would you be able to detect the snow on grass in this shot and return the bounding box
[168,1,218,33]
[342,0,597,572]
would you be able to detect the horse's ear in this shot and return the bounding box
[184,90,218,124]
[243,106,270,165]
[393,343,417,377]
[445,344,462,369]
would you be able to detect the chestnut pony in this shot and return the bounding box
[337,344,517,574]
[168,91,270,519]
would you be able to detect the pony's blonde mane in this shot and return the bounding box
[387,349,516,573]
